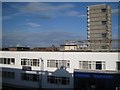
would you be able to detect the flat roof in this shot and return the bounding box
[74,69,120,74]
[88,4,107,7]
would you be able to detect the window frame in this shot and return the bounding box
[21,58,40,67]
[79,61,106,70]
[47,59,70,68]
[47,76,70,85]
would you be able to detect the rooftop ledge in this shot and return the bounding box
[74,69,120,74]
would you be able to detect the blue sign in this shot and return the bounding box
[74,72,114,79]
[93,74,113,79]
[75,73,90,78]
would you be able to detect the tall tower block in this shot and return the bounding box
[87,4,112,51]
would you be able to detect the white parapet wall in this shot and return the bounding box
[0,51,119,72]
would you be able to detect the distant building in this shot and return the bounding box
[1,48,9,51]
[2,47,30,51]
[60,44,78,51]
[87,4,112,51]
[60,40,77,51]
[32,45,59,51]
[60,40,88,51]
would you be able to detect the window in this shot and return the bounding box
[79,61,105,70]
[48,76,55,83]
[33,74,39,81]
[102,46,107,49]
[47,76,70,85]
[79,61,92,70]
[96,61,102,70]
[67,63,70,68]
[88,61,92,69]
[61,77,69,85]
[0,58,3,63]
[11,58,15,63]
[47,60,70,68]
[56,62,58,67]
[2,71,15,79]
[0,58,15,65]
[4,58,7,64]
[102,61,106,70]
[102,21,107,25]
[83,61,88,69]
[21,73,39,82]
[8,58,10,64]
[50,60,56,67]
[32,59,39,66]
[102,33,107,38]
[117,62,120,70]
[101,9,106,12]
[21,58,28,65]
[21,58,39,67]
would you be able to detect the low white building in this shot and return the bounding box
[60,40,89,51]
[0,51,119,89]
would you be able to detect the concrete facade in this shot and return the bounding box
[87,4,112,51]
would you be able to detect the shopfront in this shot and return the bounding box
[74,71,120,90]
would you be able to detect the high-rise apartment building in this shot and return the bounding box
[87,4,112,51]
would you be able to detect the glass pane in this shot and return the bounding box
[117,62,120,70]
[0,58,3,63]
[96,61,102,70]
[8,58,10,64]
[4,58,7,64]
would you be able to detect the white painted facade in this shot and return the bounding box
[0,51,119,89]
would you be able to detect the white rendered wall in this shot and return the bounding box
[0,51,119,72]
